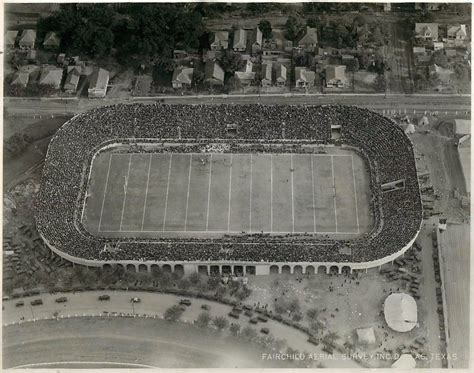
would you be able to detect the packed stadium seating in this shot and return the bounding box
[35,104,422,264]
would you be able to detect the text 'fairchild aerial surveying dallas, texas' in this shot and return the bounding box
[2,2,471,370]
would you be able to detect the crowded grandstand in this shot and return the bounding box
[35,104,422,266]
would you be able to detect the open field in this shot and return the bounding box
[83,148,373,239]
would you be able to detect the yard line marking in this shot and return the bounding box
[97,153,113,232]
[162,154,173,231]
[184,154,193,231]
[331,155,338,233]
[249,154,253,233]
[310,154,316,233]
[119,154,133,232]
[351,155,360,234]
[290,154,295,233]
[227,154,233,232]
[270,154,273,232]
[206,154,213,231]
[140,154,153,231]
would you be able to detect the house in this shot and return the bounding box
[19,29,36,48]
[318,46,336,56]
[250,27,263,53]
[5,30,18,48]
[233,29,247,52]
[433,42,444,51]
[57,53,66,65]
[295,67,315,88]
[234,60,255,86]
[283,40,293,53]
[325,65,348,88]
[415,3,442,11]
[64,67,81,93]
[383,3,391,11]
[447,25,467,41]
[415,23,439,41]
[39,66,63,89]
[204,61,225,86]
[11,71,30,87]
[261,62,272,87]
[88,68,109,98]
[43,31,61,49]
[210,31,229,51]
[298,26,318,52]
[173,50,188,60]
[26,49,37,63]
[172,66,194,89]
[413,46,427,55]
[445,48,457,57]
[429,64,453,85]
[275,64,287,86]
[341,54,355,63]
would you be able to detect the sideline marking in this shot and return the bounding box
[351,155,361,234]
[97,153,113,232]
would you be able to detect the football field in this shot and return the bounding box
[82,149,373,239]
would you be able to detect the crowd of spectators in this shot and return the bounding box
[35,104,422,264]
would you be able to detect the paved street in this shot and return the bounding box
[3,290,360,368]
[4,94,471,117]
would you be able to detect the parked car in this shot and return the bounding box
[229,311,240,319]
[55,297,68,303]
[257,315,268,322]
[250,317,259,324]
[15,301,24,307]
[98,295,110,301]
[179,299,192,306]
[260,327,270,334]
[130,297,141,303]
[244,310,253,317]
[201,304,210,311]
[30,299,43,306]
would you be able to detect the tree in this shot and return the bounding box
[310,320,325,336]
[4,132,31,158]
[217,50,245,75]
[285,15,304,42]
[178,278,191,290]
[454,63,469,81]
[430,50,449,69]
[345,58,359,73]
[374,74,387,93]
[241,326,258,340]
[207,276,221,290]
[229,323,241,336]
[306,16,319,28]
[164,305,184,321]
[213,316,229,330]
[196,311,212,328]
[323,331,340,344]
[246,3,271,14]
[358,53,371,70]
[259,19,273,40]
[372,27,384,45]
[306,308,320,321]
[188,272,201,286]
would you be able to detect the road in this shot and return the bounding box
[3,290,360,368]
[4,94,471,117]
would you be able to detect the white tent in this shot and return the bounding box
[391,354,416,369]
[356,327,376,345]
[405,123,416,135]
[384,293,418,332]
[418,115,429,126]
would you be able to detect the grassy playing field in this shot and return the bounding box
[82,147,373,239]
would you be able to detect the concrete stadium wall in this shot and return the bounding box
[41,228,420,276]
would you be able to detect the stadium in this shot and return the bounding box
[35,104,422,276]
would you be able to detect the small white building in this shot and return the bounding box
[210,31,229,51]
[88,68,109,98]
[233,29,247,52]
[260,62,272,87]
[295,67,315,88]
[172,67,194,89]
